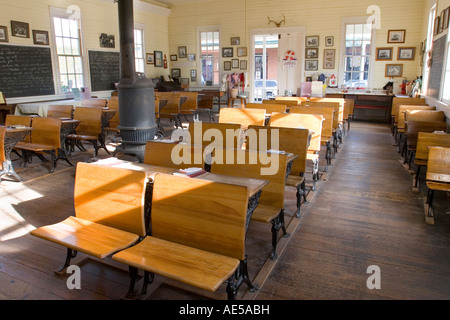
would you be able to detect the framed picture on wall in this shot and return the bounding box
[231,37,240,45]
[222,47,234,58]
[445,7,450,30]
[385,64,403,77]
[224,60,231,71]
[232,59,239,69]
[237,47,247,57]
[240,60,247,70]
[305,60,318,71]
[0,26,9,43]
[387,29,406,43]
[439,10,445,33]
[146,53,154,64]
[325,36,334,47]
[170,54,177,61]
[187,53,196,61]
[305,48,319,59]
[323,49,335,69]
[11,20,30,38]
[33,30,49,45]
[190,69,197,82]
[178,46,187,58]
[434,16,440,36]
[376,47,393,61]
[171,68,181,78]
[397,47,415,60]
[154,50,163,67]
[306,35,319,47]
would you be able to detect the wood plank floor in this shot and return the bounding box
[0,120,449,301]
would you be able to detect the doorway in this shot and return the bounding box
[250,27,306,102]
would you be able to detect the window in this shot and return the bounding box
[342,23,373,89]
[53,16,84,93]
[134,28,145,73]
[199,30,220,86]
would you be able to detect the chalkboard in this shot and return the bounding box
[427,35,446,99]
[88,50,120,91]
[0,44,55,98]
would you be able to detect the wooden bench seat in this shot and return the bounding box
[219,108,266,131]
[424,147,450,224]
[112,173,251,300]
[391,97,426,135]
[14,117,62,173]
[30,162,147,276]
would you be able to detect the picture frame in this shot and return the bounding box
[376,47,393,61]
[434,16,440,36]
[180,78,189,85]
[170,54,177,61]
[232,59,239,69]
[397,47,415,61]
[99,33,115,48]
[387,29,405,43]
[306,35,319,47]
[224,60,232,71]
[231,37,240,45]
[178,46,187,58]
[0,26,9,43]
[187,53,196,61]
[305,48,319,59]
[154,50,163,67]
[385,64,403,77]
[190,69,197,82]
[305,60,318,71]
[33,30,50,45]
[237,47,247,57]
[325,36,334,47]
[323,49,335,69]
[11,20,30,38]
[240,60,247,70]
[222,47,234,58]
[146,53,155,64]
[171,68,181,78]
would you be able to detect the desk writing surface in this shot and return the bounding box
[91,159,177,179]
[426,173,450,184]
[195,172,269,198]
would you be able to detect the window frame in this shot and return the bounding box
[197,25,221,87]
[50,6,84,94]
[339,17,376,89]
[134,23,146,74]
[423,5,436,98]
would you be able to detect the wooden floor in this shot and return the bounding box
[0,119,449,301]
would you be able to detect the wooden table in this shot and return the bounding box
[0,126,32,182]
[192,90,226,110]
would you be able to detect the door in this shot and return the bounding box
[250,28,305,102]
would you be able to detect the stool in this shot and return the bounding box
[228,97,246,108]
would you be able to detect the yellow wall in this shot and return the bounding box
[167,0,426,90]
[0,0,170,98]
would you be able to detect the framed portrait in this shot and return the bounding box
[224,60,231,71]
[171,68,181,78]
[323,49,335,69]
[376,47,393,61]
[397,47,415,61]
[231,37,240,45]
[305,60,318,71]
[146,53,155,64]
[0,26,9,43]
[240,60,247,70]
[325,36,334,47]
[222,47,234,58]
[187,53,196,61]
[305,48,319,59]
[178,46,187,58]
[170,54,177,61]
[232,59,239,69]
[33,30,50,45]
[306,35,319,47]
[385,64,403,77]
[387,29,406,43]
[154,50,163,67]
[11,20,30,38]
[190,69,197,82]
[237,47,247,57]
[99,33,115,48]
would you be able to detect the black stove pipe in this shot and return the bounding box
[115,0,156,161]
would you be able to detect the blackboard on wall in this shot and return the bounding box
[427,35,446,99]
[0,44,55,98]
[88,50,120,92]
